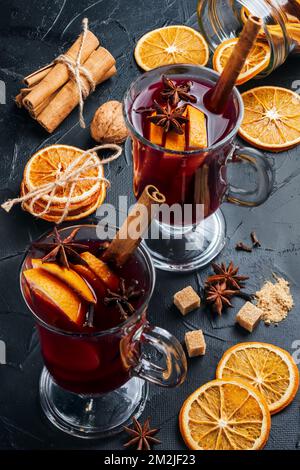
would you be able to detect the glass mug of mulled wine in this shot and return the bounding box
[20,224,187,438]
[124,65,274,272]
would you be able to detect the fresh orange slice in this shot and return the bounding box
[216,342,299,414]
[213,38,270,85]
[134,26,209,71]
[23,268,83,324]
[179,379,271,450]
[24,145,105,203]
[71,263,106,297]
[165,130,186,151]
[149,113,164,146]
[187,105,207,148]
[239,86,300,152]
[80,252,119,291]
[31,259,96,304]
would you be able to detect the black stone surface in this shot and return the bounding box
[0,0,300,451]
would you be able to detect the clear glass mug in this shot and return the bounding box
[198,0,300,76]
[123,65,274,272]
[20,224,187,438]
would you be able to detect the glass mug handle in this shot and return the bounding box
[226,145,274,206]
[132,324,187,387]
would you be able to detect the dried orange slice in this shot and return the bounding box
[239,86,300,152]
[31,259,96,304]
[80,252,119,291]
[134,26,209,71]
[23,268,83,324]
[216,342,299,414]
[20,181,106,223]
[213,38,270,85]
[24,144,105,205]
[179,379,271,450]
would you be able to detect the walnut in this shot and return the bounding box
[90,100,129,144]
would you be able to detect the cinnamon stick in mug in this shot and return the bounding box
[103,185,166,267]
[23,30,99,111]
[208,15,262,114]
[37,48,116,133]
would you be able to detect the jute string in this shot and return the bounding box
[1,144,122,224]
[53,17,95,128]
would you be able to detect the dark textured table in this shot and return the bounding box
[0,0,300,451]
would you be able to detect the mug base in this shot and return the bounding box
[39,368,149,439]
[144,210,226,272]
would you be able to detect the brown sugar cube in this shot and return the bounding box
[185,330,206,357]
[173,286,200,316]
[236,302,263,332]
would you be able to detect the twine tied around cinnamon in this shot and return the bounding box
[54,17,95,128]
[1,143,122,224]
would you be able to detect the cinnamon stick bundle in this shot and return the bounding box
[16,20,117,132]
[23,30,99,111]
[38,48,116,133]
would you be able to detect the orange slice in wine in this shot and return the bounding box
[213,38,270,85]
[80,252,119,291]
[31,259,96,304]
[149,112,164,146]
[23,268,83,324]
[187,105,207,149]
[134,26,209,71]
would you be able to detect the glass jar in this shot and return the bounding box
[197,0,300,76]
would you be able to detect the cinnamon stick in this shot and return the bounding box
[23,64,53,87]
[23,30,99,111]
[37,49,116,133]
[103,185,166,267]
[208,15,262,114]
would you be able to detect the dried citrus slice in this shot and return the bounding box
[179,379,271,450]
[31,259,96,304]
[80,252,119,291]
[216,342,299,414]
[21,181,106,223]
[134,26,209,71]
[213,38,270,85]
[23,268,83,324]
[239,86,300,151]
[23,144,105,205]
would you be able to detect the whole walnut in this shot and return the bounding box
[90,100,129,144]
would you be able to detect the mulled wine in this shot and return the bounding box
[21,229,152,394]
[129,74,239,224]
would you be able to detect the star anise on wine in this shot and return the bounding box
[123,416,161,450]
[32,227,89,270]
[147,101,189,134]
[104,278,145,319]
[206,282,238,316]
[161,75,197,106]
[206,261,249,290]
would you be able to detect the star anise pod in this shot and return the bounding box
[104,278,145,319]
[161,75,197,106]
[147,101,189,134]
[206,282,238,316]
[206,261,249,290]
[123,416,161,450]
[32,227,89,270]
